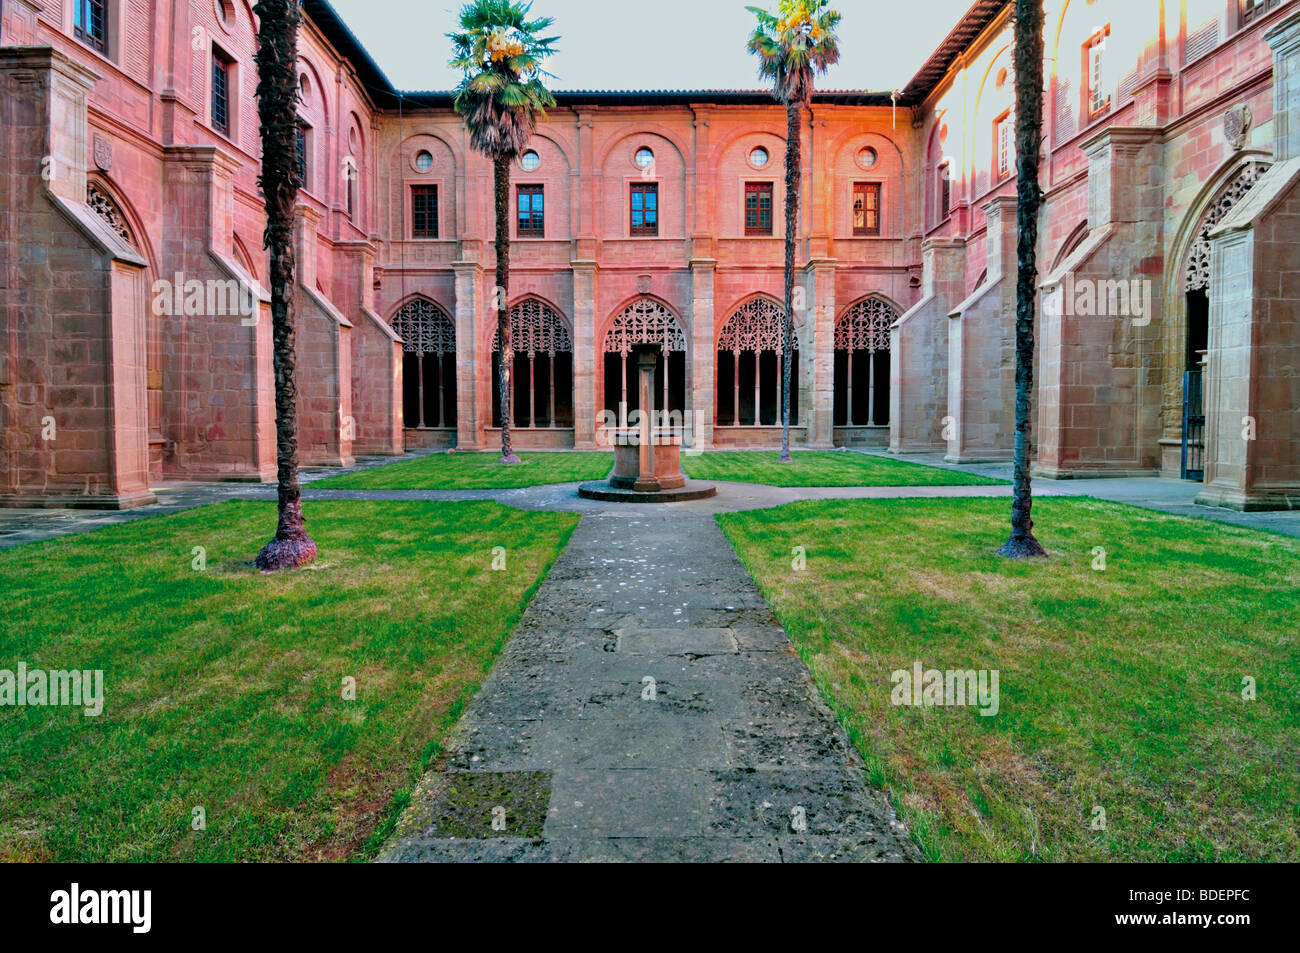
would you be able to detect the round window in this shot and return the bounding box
[635,147,655,169]
[857,147,879,169]
[521,150,540,171]
[215,0,234,27]
[414,150,434,173]
[299,73,311,103]
[750,146,770,168]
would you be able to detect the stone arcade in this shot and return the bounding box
[2,0,1299,510]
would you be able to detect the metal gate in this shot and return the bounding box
[1181,369,1205,482]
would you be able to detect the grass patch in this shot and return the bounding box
[0,500,578,862]
[717,497,1300,862]
[682,450,1002,487]
[311,451,614,490]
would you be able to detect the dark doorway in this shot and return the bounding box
[1181,289,1208,482]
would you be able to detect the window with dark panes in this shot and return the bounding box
[412,186,439,239]
[630,183,658,236]
[295,124,310,190]
[74,0,107,53]
[853,182,881,236]
[212,52,232,136]
[517,185,544,237]
[1241,0,1281,27]
[744,182,773,236]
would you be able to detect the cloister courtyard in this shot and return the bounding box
[3,0,1300,872]
[2,449,1296,862]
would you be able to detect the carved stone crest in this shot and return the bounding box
[93,135,113,172]
[1224,105,1252,152]
[636,274,653,295]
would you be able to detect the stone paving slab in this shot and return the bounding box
[379,512,920,863]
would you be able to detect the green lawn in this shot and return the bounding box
[682,450,1002,487]
[718,498,1300,862]
[0,500,578,862]
[311,451,614,490]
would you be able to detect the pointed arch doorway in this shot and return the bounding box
[1178,160,1269,481]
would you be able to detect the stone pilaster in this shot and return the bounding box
[571,259,598,449]
[688,257,716,450]
[453,260,486,451]
[805,257,836,448]
[1267,11,1300,163]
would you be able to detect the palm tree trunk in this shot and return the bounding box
[780,100,801,462]
[494,152,520,464]
[999,0,1048,559]
[253,0,316,572]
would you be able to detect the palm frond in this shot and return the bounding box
[448,0,559,159]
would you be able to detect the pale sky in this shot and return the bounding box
[327,0,977,93]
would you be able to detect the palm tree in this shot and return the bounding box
[747,0,840,463]
[252,0,316,572]
[449,0,558,464]
[998,0,1048,559]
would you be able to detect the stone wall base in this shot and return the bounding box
[1032,465,1161,480]
[1195,485,1300,511]
[0,490,158,510]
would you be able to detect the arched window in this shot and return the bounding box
[716,296,797,427]
[602,298,688,418]
[392,298,456,430]
[491,299,574,429]
[834,296,897,428]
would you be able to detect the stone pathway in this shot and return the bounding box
[378,512,919,863]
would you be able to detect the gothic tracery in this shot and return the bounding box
[718,297,794,353]
[603,298,688,355]
[1184,161,1270,293]
[392,298,456,355]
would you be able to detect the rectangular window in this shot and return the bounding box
[517,185,544,237]
[73,0,107,53]
[1240,0,1281,27]
[412,185,439,239]
[744,182,773,236]
[996,109,1015,180]
[212,52,232,137]
[1086,28,1111,117]
[630,183,658,236]
[938,163,952,219]
[853,182,882,236]
[295,124,310,191]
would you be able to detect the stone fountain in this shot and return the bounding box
[578,343,717,503]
